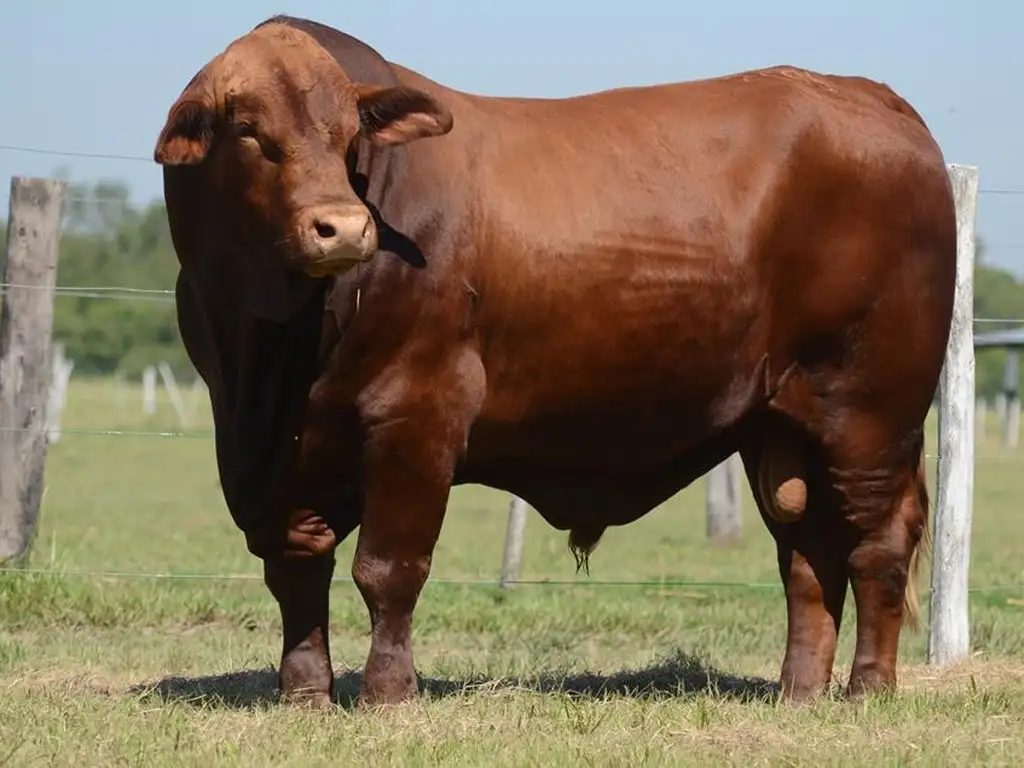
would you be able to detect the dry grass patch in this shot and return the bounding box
[2,655,1023,766]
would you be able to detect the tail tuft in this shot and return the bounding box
[903,437,931,631]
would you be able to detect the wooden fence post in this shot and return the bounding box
[975,398,987,443]
[1002,350,1019,448]
[45,342,74,444]
[500,494,528,588]
[1007,396,1020,449]
[928,163,978,666]
[157,360,188,428]
[142,365,157,415]
[706,453,743,544]
[0,176,67,565]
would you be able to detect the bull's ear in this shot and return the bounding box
[154,74,216,166]
[355,84,453,147]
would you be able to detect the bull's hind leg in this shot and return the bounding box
[837,432,929,697]
[740,421,850,700]
[745,411,930,701]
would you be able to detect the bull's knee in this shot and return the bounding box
[758,429,809,524]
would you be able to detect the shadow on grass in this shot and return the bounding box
[128,650,780,711]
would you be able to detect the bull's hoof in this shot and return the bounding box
[356,673,420,710]
[844,664,896,700]
[278,659,334,710]
[779,677,828,703]
[279,689,335,710]
[277,639,335,711]
[779,661,833,703]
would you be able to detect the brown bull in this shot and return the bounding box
[154,15,956,708]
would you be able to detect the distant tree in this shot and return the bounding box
[1,179,192,380]
[972,235,1024,399]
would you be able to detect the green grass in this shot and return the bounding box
[1,376,1023,765]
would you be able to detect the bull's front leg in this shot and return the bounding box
[261,508,341,708]
[350,412,464,707]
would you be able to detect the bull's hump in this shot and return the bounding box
[257,15,401,88]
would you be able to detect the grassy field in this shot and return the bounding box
[2,376,1023,766]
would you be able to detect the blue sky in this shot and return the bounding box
[2,1,1021,272]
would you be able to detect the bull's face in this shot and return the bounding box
[153,23,452,308]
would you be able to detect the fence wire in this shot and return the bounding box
[0,144,151,163]
[1,149,1024,595]
[0,565,1021,594]
[2,278,1024,318]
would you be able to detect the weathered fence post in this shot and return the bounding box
[1002,350,1019,448]
[0,176,67,565]
[928,163,978,666]
[45,342,74,444]
[500,494,528,588]
[1007,397,1020,449]
[187,376,207,422]
[706,452,743,544]
[995,391,1007,428]
[142,365,157,415]
[158,360,188,428]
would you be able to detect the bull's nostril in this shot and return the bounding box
[362,218,372,239]
[314,221,336,240]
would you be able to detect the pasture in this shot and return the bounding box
[1,376,1023,766]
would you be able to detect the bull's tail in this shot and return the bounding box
[903,435,931,631]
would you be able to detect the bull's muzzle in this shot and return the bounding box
[298,203,378,276]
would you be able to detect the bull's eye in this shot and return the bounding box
[233,122,259,141]
[227,118,282,163]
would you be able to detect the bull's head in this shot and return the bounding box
[153,22,452,316]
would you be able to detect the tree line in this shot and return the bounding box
[0,178,1023,396]
[1,179,190,380]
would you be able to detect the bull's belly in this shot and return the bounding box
[468,307,763,469]
[457,354,762,528]
[467,384,726,471]
[457,410,744,531]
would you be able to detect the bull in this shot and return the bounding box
[153,15,956,708]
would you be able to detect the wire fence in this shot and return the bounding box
[0,566,784,589]
[1,565,1023,593]
[2,142,1024,597]
[0,276,1019,450]
[0,300,1016,591]
[0,144,152,163]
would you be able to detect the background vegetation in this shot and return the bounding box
[1,180,188,380]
